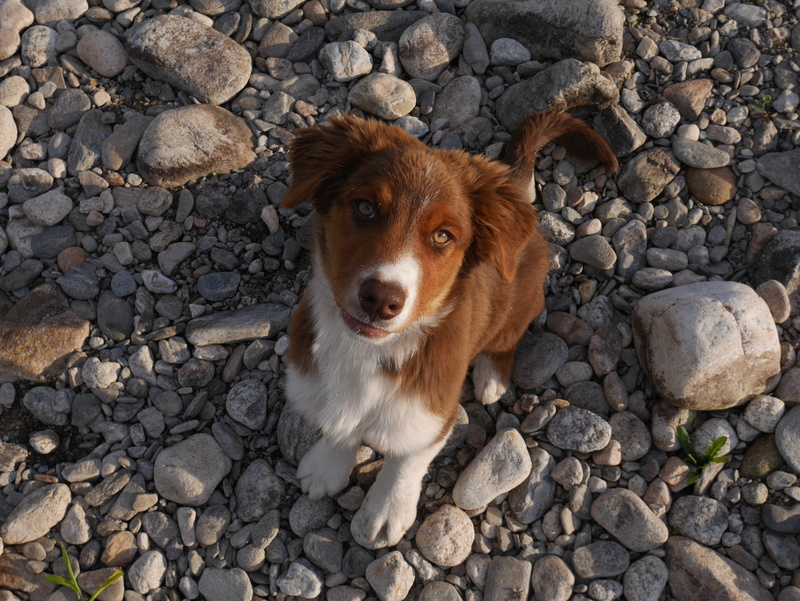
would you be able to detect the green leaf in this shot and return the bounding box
[676,426,696,458]
[711,456,729,464]
[45,574,77,590]
[87,572,123,601]
[687,471,700,484]
[705,436,727,459]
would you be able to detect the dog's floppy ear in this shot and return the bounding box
[282,115,416,212]
[281,115,356,212]
[465,157,540,283]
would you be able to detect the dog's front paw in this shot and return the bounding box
[350,479,419,549]
[296,440,355,501]
[472,354,507,405]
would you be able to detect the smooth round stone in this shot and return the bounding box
[419,581,462,601]
[673,137,730,168]
[743,395,785,433]
[0,0,34,63]
[756,280,791,324]
[348,73,416,120]
[198,568,252,601]
[235,459,285,522]
[669,495,729,545]
[23,189,72,226]
[489,37,530,66]
[692,417,737,457]
[20,25,57,67]
[0,105,17,159]
[301,528,342,574]
[110,270,137,296]
[415,505,474,567]
[531,555,573,601]
[0,75,30,107]
[29,429,59,454]
[290,494,336,538]
[23,386,72,425]
[686,166,737,206]
[128,550,166,595]
[225,379,267,430]
[197,272,240,301]
[609,411,651,461]
[591,489,669,552]
[623,556,668,601]
[77,29,128,77]
[642,102,681,138]
[35,0,87,25]
[319,41,373,83]
[569,235,617,270]
[572,541,629,578]
[276,559,324,599]
[0,483,71,544]
[776,406,800,474]
[513,330,568,389]
[154,434,232,506]
[546,406,611,453]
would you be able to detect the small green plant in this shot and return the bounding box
[45,544,122,601]
[676,425,729,484]
[749,94,773,117]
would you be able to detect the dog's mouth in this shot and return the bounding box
[341,309,392,339]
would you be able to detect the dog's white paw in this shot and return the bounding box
[472,354,507,405]
[351,477,419,549]
[296,440,355,501]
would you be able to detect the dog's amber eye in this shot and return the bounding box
[355,199,376,218]
[432,230,451,245]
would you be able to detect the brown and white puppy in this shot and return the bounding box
[281,112,617,548]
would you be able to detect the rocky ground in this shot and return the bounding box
[0,0,800,600]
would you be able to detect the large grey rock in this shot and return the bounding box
[508,447,555,524]
[669,496,729,546]
[776,406,800,474]
[68,109,112,175]
[749,231,800,307]
[665,537,772,601]
[431,76,480,128]
[495,59,618,132]
[198,568,253,601]
[137,105,255,188]
[546,406,611,453]
[530,555,573,601]
[512,330,568,389]
[758,150,800,195]
[483,556,531,601]
[154,434,232,506]
[623,556,668,601]
[632,282,780,410]
[125,15,251,105]
[0,483,71,544]
[0,105,17,160]
[234,459,285,522]
[466,0,623,67]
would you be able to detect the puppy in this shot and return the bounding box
[281,111,617,548]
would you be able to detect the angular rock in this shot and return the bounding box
[137,104,255,188]
[663,79,714,121]
[483,556,531,601]
[102,114,153,171]
[431,76,480,129]
[68,109,112,175]
[125,15,251,105]
[495,59,618,132]
[154,433,232,506]
[617,149,680,203]
[0,284,88,383]
[508,447,555,524]
[234,459,285,522]
[632,281,780,410]
[669,495,729,545]
[757,150,800,196]
[398,13,464,81]
[365,551,414,601]
[466,0,623,66]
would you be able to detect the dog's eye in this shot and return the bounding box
[355,199,376,218]
[432,230,452,245]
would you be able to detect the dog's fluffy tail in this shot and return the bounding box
[503,112,618,178]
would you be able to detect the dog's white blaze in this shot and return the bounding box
[285,266,443,456]
[367,253,420,330]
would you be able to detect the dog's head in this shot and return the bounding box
[282,115,539,342]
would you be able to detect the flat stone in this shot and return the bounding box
[185,303,291,346]
[453,428,531,511]
[0,483,71,544]
[663,79,714,121]
[669,495,729,545]
[757,150,800,196]
[673,137,730,168]
[76,29,127,77]
[398,13,464,82]
[572,541,629,578]
[686,166,737,206]
[546,405,611,453]
[68,109,112,175]
[483,556,531,601]
[776,406,800,474]
[632,281,780,410]
[235,459,285,522]
[0,284,88,383]
[591,489,668,551]
[466,0,623,67]
[530,555,573,601]
[125,15,251,104]
[198,568,252,601]
[665,537,772,601]
[508,447,556,524]
[623,556,668,601]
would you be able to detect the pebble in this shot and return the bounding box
[154,434,232,505]
[198,568,253,601]
[348,73,416,120]
[366,551,415,601]
[546,406,612,453]
[415,505,474,567]
[530,555,573,601]
[127,550,166,595]
[776,406,800,474]
[0,483,71,544]
[591,489,669,552]
[399,13,464,81]
[76,28,127,77]
[669,495,729,545]
[572,541,629,578]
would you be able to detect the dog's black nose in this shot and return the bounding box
[359,278,406,321]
